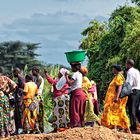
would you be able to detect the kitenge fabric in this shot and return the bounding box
[49,94,70,129]
[82,76,99,123]
[22,98,39,132]
[36,95,44,133]
[0,94,10,137]
[101,73,130,129]
[0,75,17,137]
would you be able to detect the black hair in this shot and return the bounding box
[32,66,40,73]
[70,62,81,71]
[113,64,122,72]
[13,67,21,73]
[25,74,33,81]
[0,67,3,73]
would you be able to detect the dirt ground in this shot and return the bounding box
[2,126,140,140]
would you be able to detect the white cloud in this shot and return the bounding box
[0,11,107,65]
[0,0,133,66]
[0,12,94,65]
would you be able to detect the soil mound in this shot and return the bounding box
[2,126,140,140]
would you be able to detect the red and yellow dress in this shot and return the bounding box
[101,73,130,129]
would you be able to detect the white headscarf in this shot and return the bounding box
[56,68,69,90]
[59,68,69,76]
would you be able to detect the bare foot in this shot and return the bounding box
[125,128,131,134]
[96,121,101,126]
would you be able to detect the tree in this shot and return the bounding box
[0,41,42,73]
[132,0,140,6]
[80,5,140,105]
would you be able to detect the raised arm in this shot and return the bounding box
[44,70,57,85]
[7,77,17,89]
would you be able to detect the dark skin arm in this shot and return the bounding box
[114,85,122,102]
[36,75,42,88]
[44,70,57,85]
[65,74,75,86]
[23,91,27,95]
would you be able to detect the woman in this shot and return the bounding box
[65,62,86,127]
[89,80,100,115]
[45,68,70,132]
[6,85,16,136]
[22,75,40,134]
[80,66,100,126]
[101,64,131,133]
[0,68,17,138]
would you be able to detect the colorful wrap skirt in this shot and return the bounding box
[0,94,10,137]
[35,95,44,133]
[49,94,70,129]
[22,98,39,132]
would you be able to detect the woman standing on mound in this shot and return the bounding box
[80,66,100,126]
[101,64,131,133]
[65,62,86,127]
[22,75,40,134]
[45,68,70,132]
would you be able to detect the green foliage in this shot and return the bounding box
[0,41,42,73]
[2,40,76,130]
[80,5,140,105]
[132,0,140,6]
[43,65,60,117]
[43,65,60,131]
[80,20,107,59]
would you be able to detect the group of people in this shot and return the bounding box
[0,67,44,137]
[47,58,140,134]
[0,62,100,138]
[0,58,140,138]
[45,62,100,131]
[102,59,140,134]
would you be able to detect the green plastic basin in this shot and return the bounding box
[65,50,85,63]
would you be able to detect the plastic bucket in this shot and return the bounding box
[65,50,85,63]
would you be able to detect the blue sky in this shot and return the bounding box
[0,0,132,66]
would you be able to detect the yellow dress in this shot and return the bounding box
[101,73,130,129]
[22,82,38,131]
[82,76,99,123]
